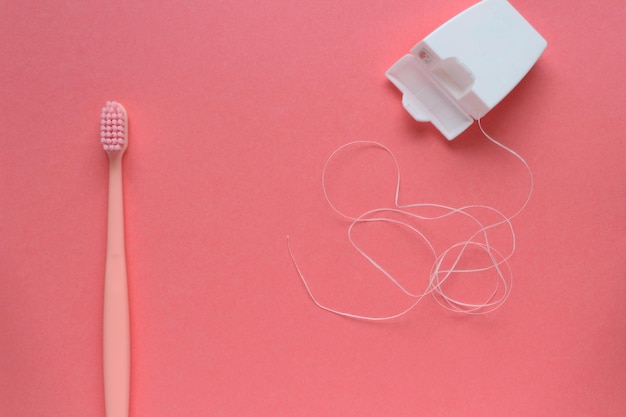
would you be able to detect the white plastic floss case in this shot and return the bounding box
[386,0,547,140]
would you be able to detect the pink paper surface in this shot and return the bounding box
[1,1,624,416]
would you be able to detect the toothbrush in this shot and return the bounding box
[101,101,130,417]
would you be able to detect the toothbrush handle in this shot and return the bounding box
[103,158,130,417]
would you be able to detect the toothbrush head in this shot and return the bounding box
[100,101,128,153]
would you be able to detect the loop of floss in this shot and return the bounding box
[288,120,533,320]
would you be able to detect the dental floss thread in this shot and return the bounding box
[288,119,533,319]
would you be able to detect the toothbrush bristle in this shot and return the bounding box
[100,101,127,152]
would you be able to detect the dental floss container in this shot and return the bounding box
[386,0,547,140]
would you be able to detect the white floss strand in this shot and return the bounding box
[288,120,533,319]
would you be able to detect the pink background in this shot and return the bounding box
[1,0,624,416]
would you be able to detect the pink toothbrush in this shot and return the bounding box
[101,101,130,417]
